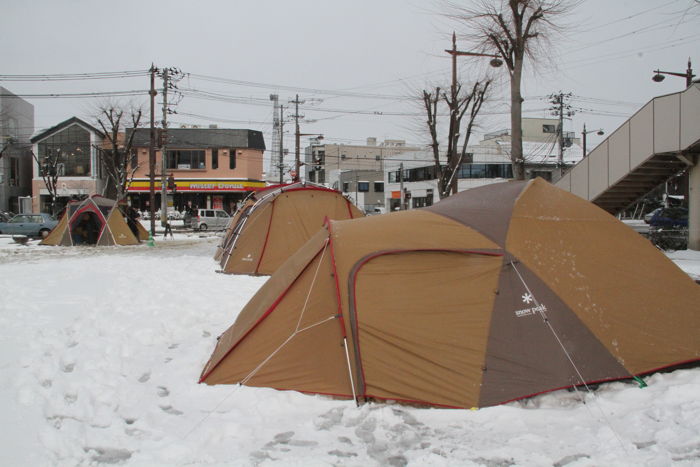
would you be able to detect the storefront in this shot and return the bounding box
[127,178,267,214]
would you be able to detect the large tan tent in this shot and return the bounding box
[215,182,364,275]
[41,195,148,246]
[201,179,700,409]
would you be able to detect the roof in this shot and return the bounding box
[128,128,266,150]
[31,116,104,143]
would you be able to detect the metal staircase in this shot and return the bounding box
[556,84,700,215]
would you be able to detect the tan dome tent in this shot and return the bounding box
[41,195,148,246]
[200,179,700,409]
[215,182,364,275]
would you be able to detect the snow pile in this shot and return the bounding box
[0,236,698,466]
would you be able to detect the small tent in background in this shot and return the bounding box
[41,195,146,246]
[201,178,700,409]
[215,182,364,275]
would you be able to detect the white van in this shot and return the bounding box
[192,209,230,231]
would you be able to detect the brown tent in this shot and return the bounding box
[200,179,700,409]
[215,182,364,275]
[41,195,148,246]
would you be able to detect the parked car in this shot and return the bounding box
[0,213,59,237]
[192,209,230,231]
[648,207,688,228]
[643,207,662,224]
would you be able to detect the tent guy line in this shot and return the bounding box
[509,259,631,455]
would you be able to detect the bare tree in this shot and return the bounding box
[94,104,143,201]
[422,78,491,199]
[31,148,62,215]
[446,0,575,179]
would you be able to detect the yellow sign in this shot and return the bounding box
[128,179,267,192]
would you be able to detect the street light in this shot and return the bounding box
[582,123,604,157]
[652,58,695,88]
[443,32,502,192]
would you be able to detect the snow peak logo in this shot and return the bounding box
[242,253,254,262]
[514,292,546,318]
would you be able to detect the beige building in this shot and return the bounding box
[304,137,423,184]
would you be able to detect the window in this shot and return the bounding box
[216,211,228,218]
[374,182,384,193]
[341,154,346,160]
[212,149,218,169]
[229,149,237,169]
[166,150,205,169]
[375,155,380,161]
[458,163,513,179]
[543,124,556,134]
[358,181,369,192]
[342,182,349,193]
[37,124,91,177]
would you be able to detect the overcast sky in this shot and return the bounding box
[1,0,698,165]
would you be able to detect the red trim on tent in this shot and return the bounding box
[349,248,505,399]
[198,243,330,384]
[70,203,108,240]
[493,358,700,407]
[259,385,464,409]
[255,200,276,275]
[241,357,700,409]
[281,186,340,195]
[346,199,355,219]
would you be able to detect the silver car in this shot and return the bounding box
[192,209,230,231]
[0,213,59,237]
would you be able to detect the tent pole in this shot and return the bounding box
[343,337,359,407]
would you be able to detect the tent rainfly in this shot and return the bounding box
[200,179,700,409]
[215,182,364,275]
[41,195,148,246]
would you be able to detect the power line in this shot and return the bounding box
[0,90,149,99]
[187,73,412,101]
[575,0,685,34]
[0,70,149,81]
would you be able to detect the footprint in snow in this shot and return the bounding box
[159,405,183,415]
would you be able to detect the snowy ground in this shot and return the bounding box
[0,235,699,466]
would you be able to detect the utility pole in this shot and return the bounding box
[278,105,285,184]
[399,162,404,211]
[448,33,459,195]
[269,94,280,183]
[549,92,573,168]
[291,94,304,183]
[160,68,169,227]
[148,64,158,236]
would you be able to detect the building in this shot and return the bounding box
[0,87,34,213]
[384,118,583,211]
[336,169,385,214]
[128,127,266,213]
[30,117,106,214]
[304,137,422,184]
[305,137,422,212]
